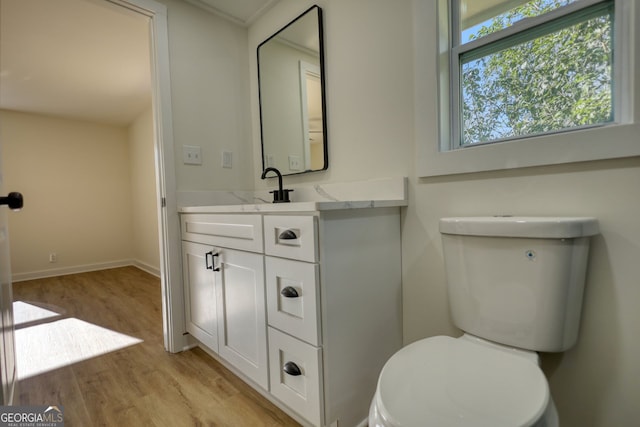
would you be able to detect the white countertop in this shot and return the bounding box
[178,177,408,214]
[179,198,406,214]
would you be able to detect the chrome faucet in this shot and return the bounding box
[261,167,293,203]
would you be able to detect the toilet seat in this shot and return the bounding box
[373,336,549,427]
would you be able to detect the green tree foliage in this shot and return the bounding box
[461,0,613,145]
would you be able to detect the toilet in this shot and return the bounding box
[369,216,599,427]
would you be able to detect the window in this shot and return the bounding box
[414,0,639,177]
[451,0,614,147]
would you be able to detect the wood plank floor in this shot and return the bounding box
[13,266,300,426]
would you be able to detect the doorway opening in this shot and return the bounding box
[0,0,181,357]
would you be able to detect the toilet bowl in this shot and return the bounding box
[369,334,558,427]
[369,216,598,427]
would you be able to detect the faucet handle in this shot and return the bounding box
[269,188,294,203]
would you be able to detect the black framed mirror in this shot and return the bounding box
[257,5,327,176]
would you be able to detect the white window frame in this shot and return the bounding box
[415,0,639,177]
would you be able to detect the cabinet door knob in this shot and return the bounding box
[278,229,298,240]
[280,286,299,298]
[205,251,220,272]
[283,361,302,376]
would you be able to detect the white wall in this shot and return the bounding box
[247,0,640,425]
[0,108,160,279]
[0,110,134,278]
[128,106,160,275]
[156,0,254,192]
[249,0,414,190]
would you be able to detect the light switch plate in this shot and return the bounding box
[288,155,301,171]
[183,145,202,165]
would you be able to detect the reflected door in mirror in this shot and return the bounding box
[258,5,327,176]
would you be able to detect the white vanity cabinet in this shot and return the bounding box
[180,213,268,390]
[263,208,402,427]
[180,206,403,427]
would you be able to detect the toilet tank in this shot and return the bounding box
[439,217,598,352]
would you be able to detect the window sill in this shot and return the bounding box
[416,122,640,177]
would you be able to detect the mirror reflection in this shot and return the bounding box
[258,5,327,176]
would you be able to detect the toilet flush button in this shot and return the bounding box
[525,250,536,260]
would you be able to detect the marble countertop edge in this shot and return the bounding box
[178,198,407,214]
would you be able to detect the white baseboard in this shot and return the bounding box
[132,260,161,278]
[12,259,160,282]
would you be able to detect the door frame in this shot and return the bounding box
[107,0,185,353]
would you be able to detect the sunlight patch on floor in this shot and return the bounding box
[14,316,143,380]
[13,301,62,327]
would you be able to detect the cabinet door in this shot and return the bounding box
[182,241,218,352]
[216,248,268,389]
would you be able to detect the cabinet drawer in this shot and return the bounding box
[181,214,263,253]
[264,215,318,262]
[266,257,320,346]
[268,327,323,427]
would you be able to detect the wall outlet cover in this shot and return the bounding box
[222,151,233,168]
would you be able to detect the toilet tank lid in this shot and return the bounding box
[439,216,599,238]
